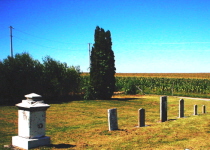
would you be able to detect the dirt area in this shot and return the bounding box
[112,93,210,101]
[178,97,210,101]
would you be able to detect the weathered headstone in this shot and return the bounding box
[138,108,145,127]
[202,105,206,114]
[160,96,167,122]
[194,105,198,115]
[12,93,50,149]
[179,99,184,118]
[108,108,118,131]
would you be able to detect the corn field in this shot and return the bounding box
[115,77,210,98]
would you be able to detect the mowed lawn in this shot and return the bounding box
[1,95,210,149]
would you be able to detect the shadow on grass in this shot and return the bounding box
[50,97,141,104]
[47,144,76,148]
[0,95,84,106]
[111,98,140,101]
[168,119,177,121]
[45,95,84,104]
[1,95,144,105]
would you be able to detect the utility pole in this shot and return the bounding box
[88,43,92,69]
[9,26,14,58]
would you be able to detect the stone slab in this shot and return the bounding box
[12,136,50,149]
[108,108,118,131]
[160,96,167,122]
[138,108,145,127]
[194,105,198,115]
[179,99,184,118]
[202,105,206,114]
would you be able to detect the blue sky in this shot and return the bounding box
[1,0,210,73]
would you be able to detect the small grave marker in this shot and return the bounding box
[202,105,206,114]
[138,108,145,127]
[160,96,167,122]
[194,105,198,115]
[179,99,184,118]
[108,108,118,131]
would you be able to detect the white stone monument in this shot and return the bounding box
[12,93,50,149]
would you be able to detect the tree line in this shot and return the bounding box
[0,53,81,104]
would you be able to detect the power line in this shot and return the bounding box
[14,36,59,50]
[14,35,210,52]
[14,28,87,45]
[14,36,87,52]
[114,42,210,45]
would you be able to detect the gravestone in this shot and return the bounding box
[160,96,167,122]
[179,99,184,118]
[194,105,198,115]
[108,108,118,131]
[202,105,206,114]
[138,108,145,127]
[12,93,50,149]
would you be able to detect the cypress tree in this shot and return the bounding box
[89,26,116,100]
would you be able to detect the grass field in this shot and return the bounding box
[1,95,210,149]
[82,72,210,79]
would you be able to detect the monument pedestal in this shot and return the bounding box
[12,93,50,149]
[12,136,50,149]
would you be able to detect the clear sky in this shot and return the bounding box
[1,0,210,73]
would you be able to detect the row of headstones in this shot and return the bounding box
[108,96,207,131]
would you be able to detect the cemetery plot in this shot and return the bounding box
[1,95,210,149]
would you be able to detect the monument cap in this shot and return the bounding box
[25,93,42,101]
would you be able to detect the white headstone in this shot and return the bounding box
[12,93,50,149]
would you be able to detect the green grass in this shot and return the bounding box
[1,95,210,149]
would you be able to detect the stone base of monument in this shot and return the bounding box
[12,136,50,149]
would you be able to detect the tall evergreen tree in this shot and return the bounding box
[89,26,116,99]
